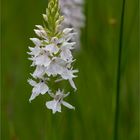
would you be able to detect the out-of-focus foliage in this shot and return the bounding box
[1,0,139,140]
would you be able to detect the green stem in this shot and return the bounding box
[113,0,126,140]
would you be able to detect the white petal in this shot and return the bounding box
[60,49,72,61]
[30,38,41,46]
[57,38,64,44]
[69,79,77,90]
[40,82,49,94]
[46,100,55,109]
[46,100,61,114]
[32,85,40,94]
[28,46,41,57]
[61,42,76,50]
[29,92,39,102]
[61,69,70,79]
[56,102,61,113]
[46,62,64,76]
[55,78,63,83]
[34,29,47,38]
[56,89,63,96]
[62,101,75,110]
[65,32,77,42]
[44,44,59,54]
[35,54,51,67]
[61,69,78,80]
[55,58,67,66]
[28,46,34,51]
[35,25,44,30]
[32,66,46,78]
[46,63,58,76]
[28,79,37,86]
[63,28,73,34]
[34,30,41,37]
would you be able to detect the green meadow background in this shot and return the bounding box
[1,0,139,139]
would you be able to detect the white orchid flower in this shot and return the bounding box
[46,89,75,114]
[28,79,49,102]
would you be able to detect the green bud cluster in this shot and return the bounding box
[43,0,64,38]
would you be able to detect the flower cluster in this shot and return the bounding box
[59,0,85,48]
[28,0,78,113]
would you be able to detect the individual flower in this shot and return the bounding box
[60,69,78,90]
[28,79,49,102]
[60,42,75,62]
[46,89,75,114]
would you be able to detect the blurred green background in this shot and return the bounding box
[1,0,139,139]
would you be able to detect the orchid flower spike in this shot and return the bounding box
[28,0,78,113]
